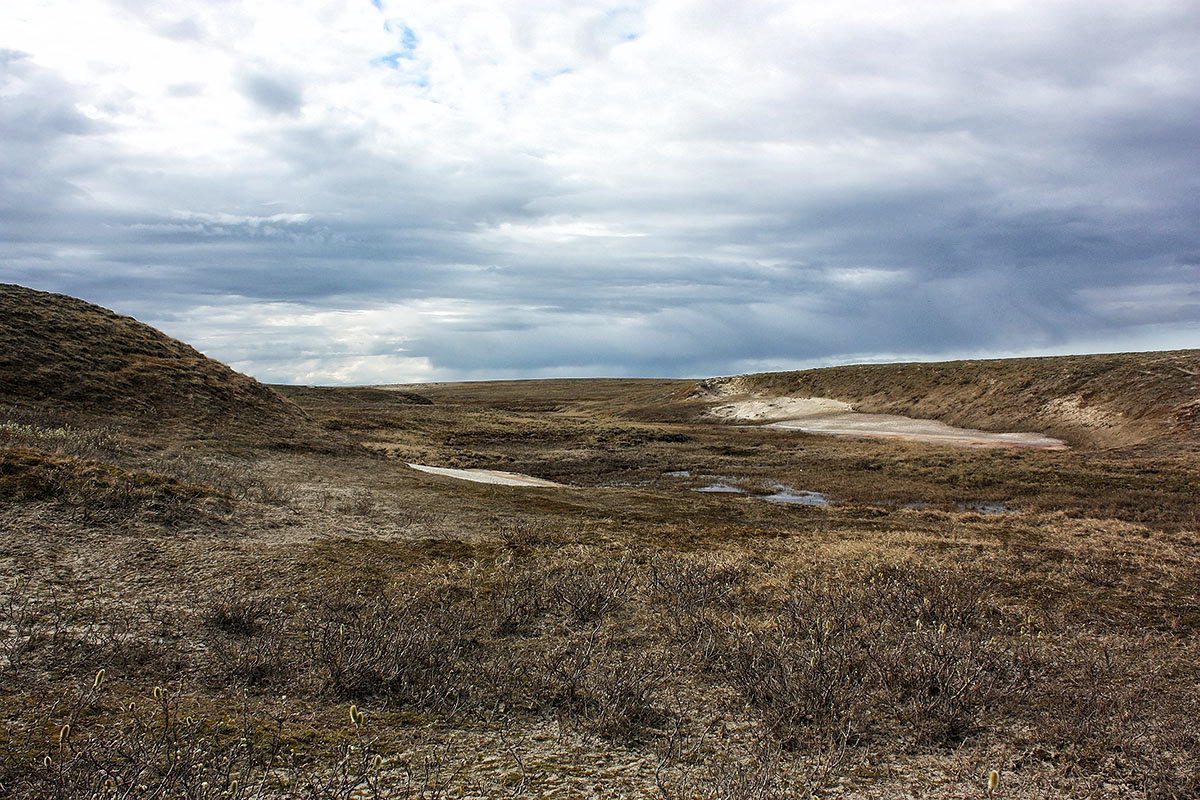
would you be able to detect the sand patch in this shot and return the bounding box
[1040,395,1123,430]
[765,413,1067,449]
[407,463,565,487]
[708,396,853,422]
[711,396,1067,450]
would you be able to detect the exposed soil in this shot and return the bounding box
[698,350,1200,449]
[706,395,855,421]
[708,395,1067,449]
[763,412,1067,449]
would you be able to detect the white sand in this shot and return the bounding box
[765,413,1067,449]
[707,396,853,422]
[408,463,565,487]
[711,397,1067,450]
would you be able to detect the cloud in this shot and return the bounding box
[0,0,1197,383]
[0,52,99,141]
[155,16,204,42]
[240,73,305,115]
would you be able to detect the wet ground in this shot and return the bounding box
[405,462,1006,515]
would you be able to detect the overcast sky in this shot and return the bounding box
[2,0,1197,384]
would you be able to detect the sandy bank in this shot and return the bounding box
[711,397,1068,450]
[765,413,1068,449]
[708,396,853,422]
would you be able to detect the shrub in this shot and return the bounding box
[303,584,477,711]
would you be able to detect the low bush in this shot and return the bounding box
[303,583,478,712]
[710,566,1034,752]
[2,682,390,800]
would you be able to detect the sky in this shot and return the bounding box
[2,0,1197,384]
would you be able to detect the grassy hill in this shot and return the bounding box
[0,283,311,443]
[702,350,1200,448]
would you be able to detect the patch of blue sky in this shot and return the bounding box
[368,56,429,87]
[371,52,408,69]
[605,6,643,42]
[370,0,382,11]
[531,68,573,82]
[382,19,419,52]
[372,24,419,71]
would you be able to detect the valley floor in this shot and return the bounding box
[2,378,1198,798]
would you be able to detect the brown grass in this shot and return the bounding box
[706,349,1200,448]
[1,286,1198,797]
[0,283,316,443]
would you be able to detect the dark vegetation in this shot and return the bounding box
[1,284,1198,797]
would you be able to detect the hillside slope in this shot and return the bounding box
[698,351,1200,448]
[0,283,310,441]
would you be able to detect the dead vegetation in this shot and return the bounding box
[4,537,1198,798]
[1,286,1198,797]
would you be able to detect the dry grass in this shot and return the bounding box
[5,531,1196,797]
[0,283,316,443]
[1,286,1198,797]
[716,349,1200,449]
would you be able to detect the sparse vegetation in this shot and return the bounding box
[1,284,1198,796]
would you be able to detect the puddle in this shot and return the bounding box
[681,473,831,505]
[663,470,692,477]
[692,483,746,494]
[957,501,1012,515]
[690,473,756,494]
[407,463,564,487]
[761,488,830,506]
